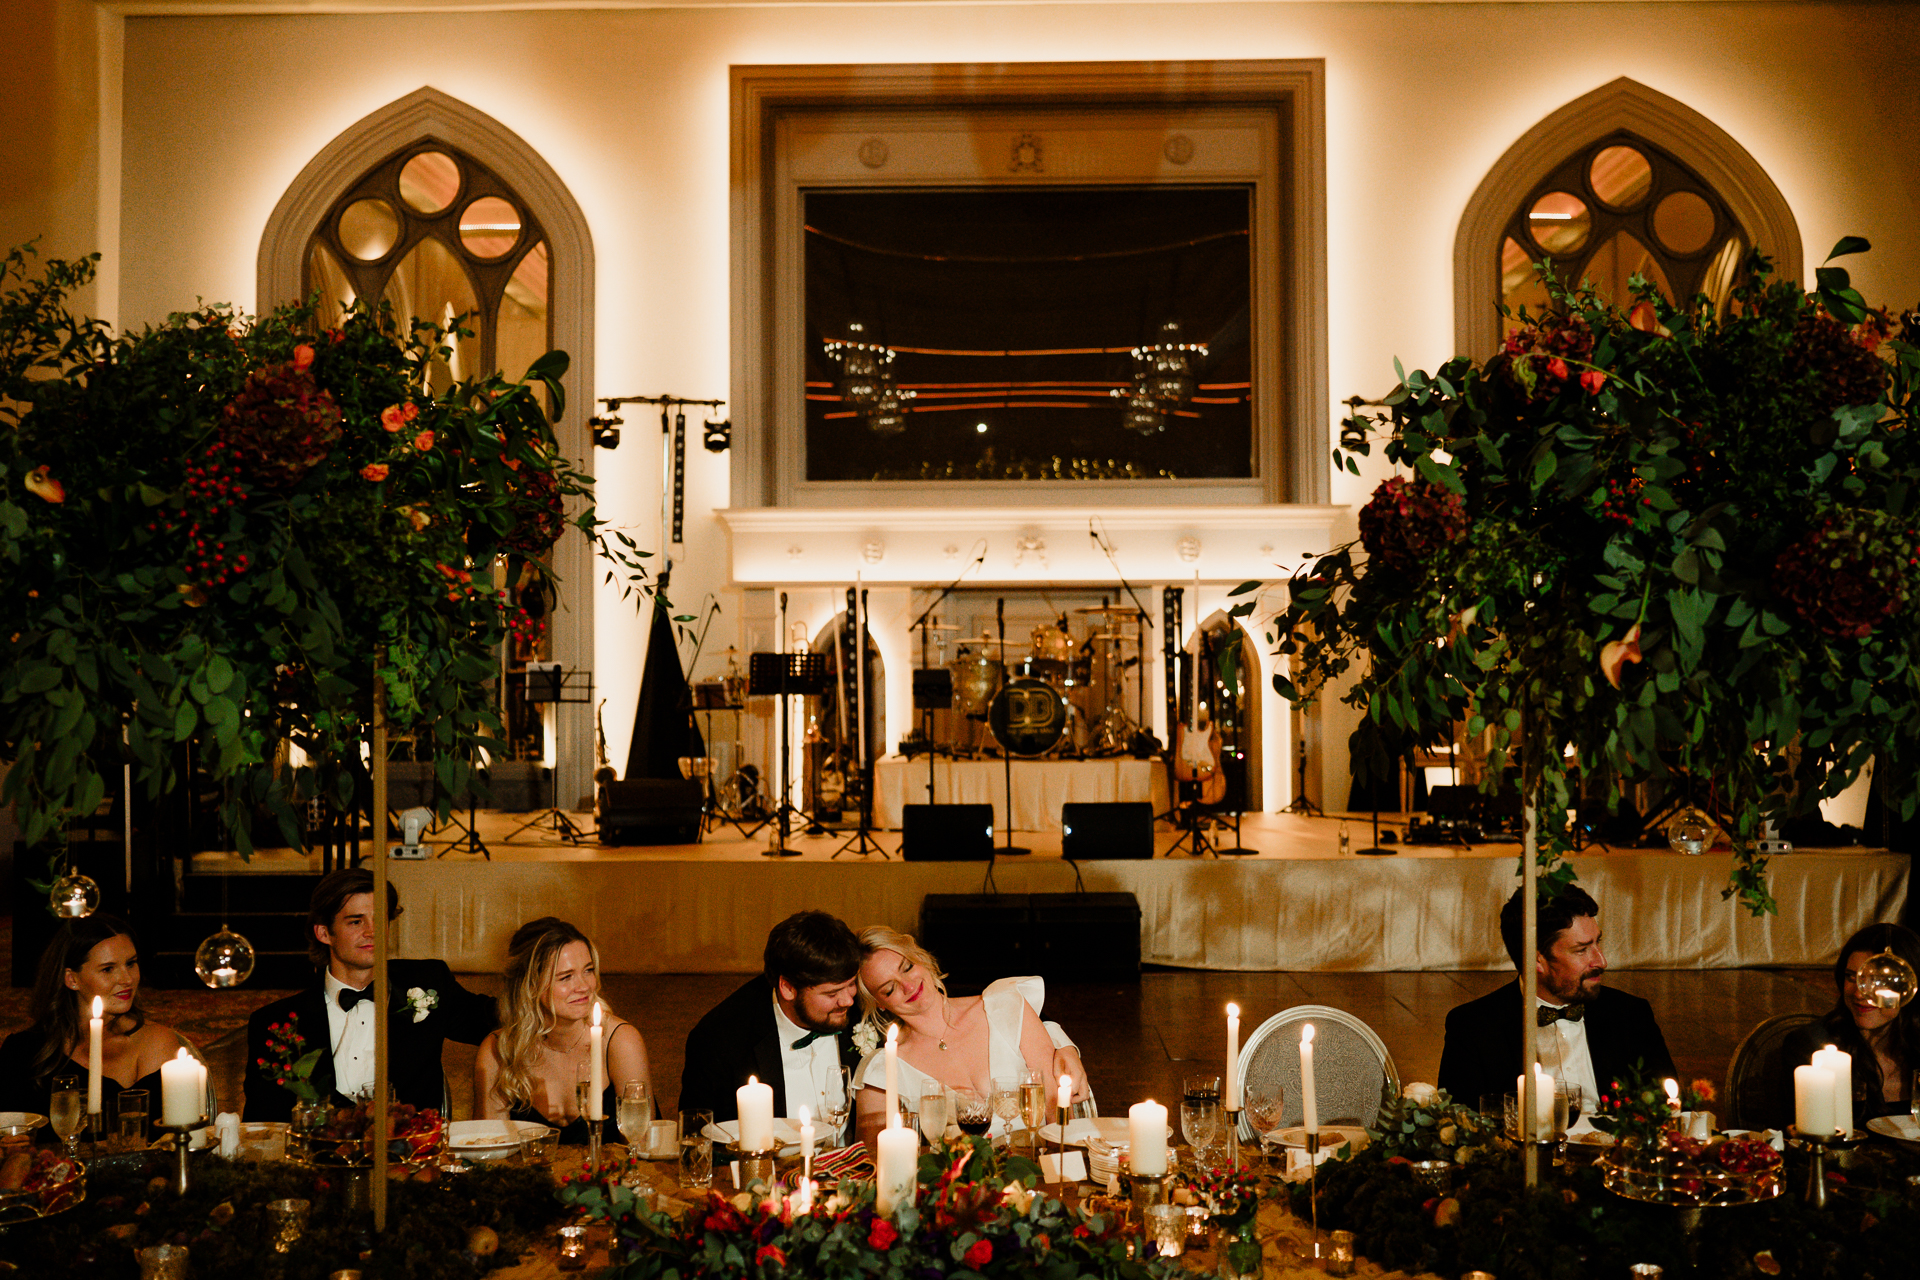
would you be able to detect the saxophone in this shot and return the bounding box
[594,698,617,785]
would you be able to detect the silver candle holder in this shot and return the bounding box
[155,1116,207,1195]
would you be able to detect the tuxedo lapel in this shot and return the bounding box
[298,983,338,1100]
[752,1011,786,1115]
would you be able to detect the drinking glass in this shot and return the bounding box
[49,1072,84,1157]
[1183,1074,1222,1104]
[1910,1070,1919,1122]
[989,1077,1021,1126]
[1243,1082,1284,1164]
[679,1110,714,1189]
[617,1081,651,1149]
[117,1088,150,1148]
[919,1087,951,1147]
[822,1067,853,1144]
[1019,1068,1048,1135]
[952,1087,992,1138]
[1180,1097,1221,1153]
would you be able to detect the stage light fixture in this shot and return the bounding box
[589,414,622,449]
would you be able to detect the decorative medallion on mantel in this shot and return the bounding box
[1010,132,1044,173]
[858,138,890,169]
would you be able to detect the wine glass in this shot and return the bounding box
[1243,1081,1284,1166]
[990,1077,1021,1138]
[1180,1097,1221,1155]
[49,1072,83,1158]
[822,1067,853,1144]
[953,1087,992,1138]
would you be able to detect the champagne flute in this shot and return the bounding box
[49,1073,83,1158]
[1019,1068,1048,1143]
[920,1087,951,1147]
[616,1081,651,1149]
[823,1067,853,1144]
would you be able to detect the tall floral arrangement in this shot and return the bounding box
[0,247,645,880]
[1264,241,1919,912]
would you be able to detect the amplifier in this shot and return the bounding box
[1060,802,1155,860]
[1029,892,1143,982]
[901,803,995,861]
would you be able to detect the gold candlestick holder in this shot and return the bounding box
[1304,1130,1322,1259]
[1224,1107,1241,1167]
[738,1145,776,1192]
[155,1116,207,1196]
[1791,1128,1839,1208]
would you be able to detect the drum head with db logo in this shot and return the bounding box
[988,677,1069,758]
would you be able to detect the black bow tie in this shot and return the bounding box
[1538,1003,1586,1026]
[338,985,377,1012]
[791,1029,834,1050]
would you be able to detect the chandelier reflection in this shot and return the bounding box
[823,322,914,435]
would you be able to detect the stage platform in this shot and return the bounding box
[196,809,1909,976]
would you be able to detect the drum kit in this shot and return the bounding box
[928,605,1151,759]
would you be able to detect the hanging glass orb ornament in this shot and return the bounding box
[194,925,256,988]
[1665,807,1714,856]
[1858,947,1918,1011]
[50,871,101,919]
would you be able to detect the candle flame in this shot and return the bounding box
[1301,1023,1314,1045]
[798,1105,811,1125]
[886,1024,898,1046]
[1226,1002,1239,1018]
[1060,1073,1072,1089]
[91,996,103,1018]
[176,1047,193,1061]
[592,1000,603,1027]
[1663,1078,1679,1099]
[747,1075,758,1085]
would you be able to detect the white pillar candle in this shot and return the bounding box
[1516,1069,1553,1139]
[737,1075,776,1153]
[87,997,104,1117]
[1128,1100,1168,1176]
[1811,1045,1853,1136]
[874,1116,917,1216]
[884,1024,899,1121]
[1794,1064,1836,1136]
[1300,1025,1319,1134]
[1057,1073,1073,1113]
[161,1048,204,1126]
[1225,1004,1241,1110]
[588,1002,605,1121]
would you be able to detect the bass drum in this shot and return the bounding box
[987,677,1070,758]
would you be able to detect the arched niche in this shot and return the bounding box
[1455,77,1800,360]
[258,87,598,806]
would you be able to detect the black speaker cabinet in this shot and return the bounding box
[919,893,1031,985]
[1060,802,1155,859]
[597,778,703,845]
[1029,891,1142,981]
[901,803,995,861]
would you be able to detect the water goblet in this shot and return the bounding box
[920,1086,951,1147]
[679,1110,714,1189]
[49,1072,84,1158]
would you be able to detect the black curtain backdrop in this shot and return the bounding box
[625,597,705,781]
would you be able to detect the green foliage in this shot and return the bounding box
[1275,241,1920,914]
[0,246,651,883]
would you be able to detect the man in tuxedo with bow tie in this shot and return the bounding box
[1437,885,1674,1109]
[679,911,866,1140]
[243,867,496,1121]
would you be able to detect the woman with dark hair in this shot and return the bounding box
[1784,922,1920,1123]
[0,914,204,1121]
[473,917,651,1144]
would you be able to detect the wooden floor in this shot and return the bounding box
[196,965,1838,1122]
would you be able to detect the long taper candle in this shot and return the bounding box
[87,997,104,1117]
[588,1001,605,1121]
[1300,1024,1318,1134]
[1225,1003,1241,1109]
[884,1024,899,1121]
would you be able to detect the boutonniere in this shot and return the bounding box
[851,1021,881,1057]
[404,987,440,1023]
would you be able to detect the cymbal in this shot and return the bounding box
[916,622,963,631]
[1074,605,1146,616]
[1085,633,1141,646]
[959,636,1018,648]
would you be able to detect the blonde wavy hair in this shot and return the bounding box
[493,917,610,1110]
[854,925,949,1035]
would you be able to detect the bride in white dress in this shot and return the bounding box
[851,925,1087,1146]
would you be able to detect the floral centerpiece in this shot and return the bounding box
[562,1135,1220,1280]
[1185,1157,1266,1277]
[1259,240,1920,912]
[1365,1082,1502,1166]
[0,246,650,886]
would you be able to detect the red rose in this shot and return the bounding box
[292,344,314,371]
[413,430,435,452]
[869,1218,898,1249]
[1545,356,1568,380]
[1579,369,1606,394]
[359,463,389,482]
[755,1245,787,1268]
[965,1239,993,1268]
[381,405,409,432]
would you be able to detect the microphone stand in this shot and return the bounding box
[834,587,888,859]
[1090,522,1160,755]
[995,597,1030,857]
[905,546,984,804]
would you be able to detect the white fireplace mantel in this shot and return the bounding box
[716,504,1347,587]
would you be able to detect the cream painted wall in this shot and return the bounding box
[91,3,1920,805]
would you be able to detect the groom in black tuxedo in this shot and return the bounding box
[679,911,865,1135]
[243,867,496,1122]
[1438,884,1674,1108]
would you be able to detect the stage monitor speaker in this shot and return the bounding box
[901,804,995,861]
[912,668,954,710]
[1030,892,1142,982]
[597,778,703,845]
[1060,802,1155,860]
[919,893,1030,985]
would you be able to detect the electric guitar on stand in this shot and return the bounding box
[1173,598,1227,805]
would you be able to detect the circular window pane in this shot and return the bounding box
[338,198,399,261]
[1653,190,1716,254]
[1528,192,1590,256]
[398,151,460,215]
[1589,145,1652,210]
[459,196,521,259]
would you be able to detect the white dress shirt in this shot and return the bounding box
[324,970,378,1100]
[1535,997,1600,1122]
[772,995,847,1138]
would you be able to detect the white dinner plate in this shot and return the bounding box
[1865,1114,1920,1154]
[448,1119,555,1159]
[1040,1117,1132,1146]
[1268,1125,1368,1155]
[702,1117,807,1152]
[0,1113,47,1136]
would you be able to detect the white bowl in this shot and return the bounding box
[448,1119,554,1160]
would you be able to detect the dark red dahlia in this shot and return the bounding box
[500,468,565,555]
[1358,476,1467,575]
[218,359,342,489]
[1774,513,1914,639]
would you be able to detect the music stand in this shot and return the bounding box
[505,669,594,844]
[749,651,829,856]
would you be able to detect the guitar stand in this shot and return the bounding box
[505,764,588,844]
[1164,800,1223,859]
